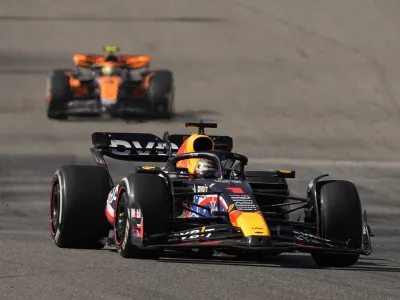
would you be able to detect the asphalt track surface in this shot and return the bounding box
[1,1,400,299]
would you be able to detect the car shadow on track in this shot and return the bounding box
[154,251,400,272]
[50,109,221,124]
[100,246,400,272]
[335,259,400,273]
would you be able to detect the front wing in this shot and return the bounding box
[124,222,372,256]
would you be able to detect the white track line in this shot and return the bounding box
[248,157,400,169]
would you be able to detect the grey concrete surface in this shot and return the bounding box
[1,0,400,299]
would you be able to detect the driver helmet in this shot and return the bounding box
[102,65,115,76]
[194,158,219,179]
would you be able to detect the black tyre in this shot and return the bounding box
[46,70,72,119]
[50,165,111,248]
[311,180,363,268]
[245,171,290,220]
[147,70,174,118]
[114,173,172,259]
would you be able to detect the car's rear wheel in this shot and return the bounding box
[311,180,363,268]
[147,70,175,118]
[114,173,172,259]
[46,70,72,120]
[50,165,111,248]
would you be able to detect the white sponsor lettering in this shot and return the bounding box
[173,227,215,240]
[193,185,208,193]
[110,140,131,155]
[131,208,142,218]
[107,185,119,204]
[110,140,179,156]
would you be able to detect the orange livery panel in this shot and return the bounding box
[98,76,122,103]
[73,54,151,69]
[123,55,151,69]
[176,134,215,173]
[73,54,104,67]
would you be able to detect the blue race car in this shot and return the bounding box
[49,121,373,267]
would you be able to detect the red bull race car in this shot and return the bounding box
[49,121,373,267]
[45,46,174,120]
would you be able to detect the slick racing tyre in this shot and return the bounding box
[114,173,171,259]
[147,70,175,118]
[311,180,363,268]
[50,165,111,249]
[46,70,72,120]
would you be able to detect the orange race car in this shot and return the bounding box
[45,46,175,120]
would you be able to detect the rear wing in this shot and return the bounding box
[73,54,151,69]
[90,131,233,166]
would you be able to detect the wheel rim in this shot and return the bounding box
[115,194,128,245]
[50,183,60,234]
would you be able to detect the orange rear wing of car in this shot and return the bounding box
[72,54,151,69]
[121,55,151,68]
[73,54,103,67]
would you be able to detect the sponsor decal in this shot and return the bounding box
[169,227,216,241]
[193,184,208,193]
[131,208,142,219]
[229,194,259,212]
[106,185,119,205]
[226,187,244,194]
[109,139,179,156]
[185,185,229,218]
[214,179,243,184]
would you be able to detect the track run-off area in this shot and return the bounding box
[1,1,400,299]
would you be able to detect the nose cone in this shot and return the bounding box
[229,211,271,242]
[98,76,121,104]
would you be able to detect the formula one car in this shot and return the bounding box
[49,121,373,267]
[45,46,174,120]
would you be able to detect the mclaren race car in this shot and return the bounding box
[45,46,174,120]
[49,121,373,267]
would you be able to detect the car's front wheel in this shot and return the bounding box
[311,180,363,268]
[113,173,172,259]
